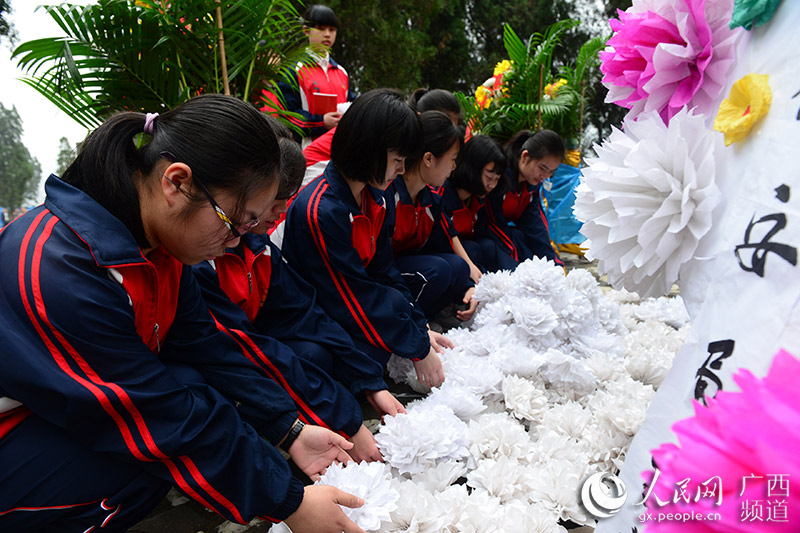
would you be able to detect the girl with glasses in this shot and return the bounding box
[0,94,365,533]
[282,89,451,390]
[477,129,567,269]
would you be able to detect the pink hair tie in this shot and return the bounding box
[144,112,159,135]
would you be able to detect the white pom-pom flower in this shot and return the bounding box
[575,106,721,297]
[502,374,548,422]
[417,383,486,421]
[385,480,456,533]
[375,404,468,475]
[466,456,533,503]
[315,461,398,531]
[466,411,535,466]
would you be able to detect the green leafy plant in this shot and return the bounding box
[457,20,604,147]
[12,0,310,129]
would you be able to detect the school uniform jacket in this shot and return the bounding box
[193,232,388,398]
[0,176,304,523]
[477,172,564,266]
[386,177,458,256]
[282,163,430,361]
[280,56,354,139]
[438,180,484,240]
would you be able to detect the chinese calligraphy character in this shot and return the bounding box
[636,468,669,507]
[735,213,798,277]
[695,340,735,405]
[767,500,789,522]
[775,184,790,203]
[741,500,765,522]
[793,88,800,121]
[767,474,790,497]
[741,473,763,497]
[698,476,723,506]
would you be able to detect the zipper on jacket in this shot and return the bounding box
[247,271,253,293]
[153,323,161,352]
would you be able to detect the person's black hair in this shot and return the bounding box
[501,129,565,192]
[61,94,280,249]
[261,114,305,199]
[449,135,507,197]
[409,88,461,119]
[277,138,305,200]
[331,88,422,185]
[303,4,339,29]
[404,110,462,172]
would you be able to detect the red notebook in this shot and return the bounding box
[312,92,338,115]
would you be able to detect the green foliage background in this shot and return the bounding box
[0,103,42,211]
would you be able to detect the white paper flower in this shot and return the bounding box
[527,458,591,524]
[508,296,559,338]
[315,461,398,531]
[375,404,468,475]
[512,257,568,300]
[410,459,468,492]
[447,487,506,533]
[589,377,654,437]
[466,456,533,503]
[497,501,568,533]
[583,352,629,384]
[628,294,690,328]
[473,269,515,304]
[502,374,548,422]
[488,344,548,378]
[467,412,535,466]
[442,353,504,398]
[539,402,592,440]
[540,349,597,394]
[575,106,722,297]
[417,384,486,421]
[385,480,456,533]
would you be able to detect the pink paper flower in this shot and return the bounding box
[643,350,800,531]
[600,0,741,124]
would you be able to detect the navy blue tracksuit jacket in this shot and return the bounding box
[282,163,430,364]
[0,176,305,527]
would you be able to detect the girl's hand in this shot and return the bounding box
[428,328,454,353]
[413,349,444,388]
[287,424,353,480]
[468,262,482,285]
[284,485,366,533]
[456,286,478,321]
[347,424,383,463]
[365,389,406,418]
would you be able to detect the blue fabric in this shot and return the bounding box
[394,253,471,318]
[541,163,585,245]
[0,415,171,531]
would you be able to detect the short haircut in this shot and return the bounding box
[409,88,461,117]
[449,135,507,197]
[404,110,462,172]
[501,129,565,192]
[331,88,422,185]
[303,4,339,29]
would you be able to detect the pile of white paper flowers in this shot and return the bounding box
[271,257,689,533]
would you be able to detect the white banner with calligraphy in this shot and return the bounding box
[596,1,800,531]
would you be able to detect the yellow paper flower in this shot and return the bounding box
[475,85,493,109]
[713,73,771,146]
[493,60,512,76]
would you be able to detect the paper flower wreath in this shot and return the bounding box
[574,107,721,297]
